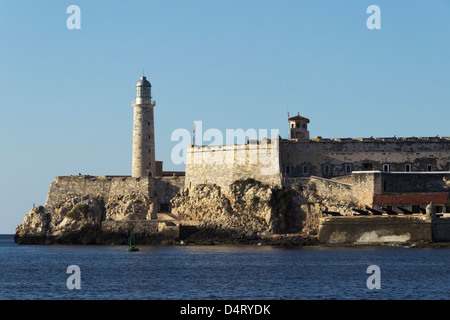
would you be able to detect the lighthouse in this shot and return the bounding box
[131,76,156,178]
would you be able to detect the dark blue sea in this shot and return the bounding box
[0,234,449,300]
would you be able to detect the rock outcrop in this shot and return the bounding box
[15,177,320,245]
[14,194,158,245]
[170,179,306,243]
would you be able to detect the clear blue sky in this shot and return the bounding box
[1,0,450,233]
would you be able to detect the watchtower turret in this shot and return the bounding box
[289,113,310,140]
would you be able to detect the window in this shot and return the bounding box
[302,123,306,128]
[345,164,352,174]
[427,164,433,172]
[405,164,411,172]
[302,165,308,175]
[383,164,390,172]
[362,163,373,171]
[323,165,330,175]
[149,162,152,167]
[285,165,291,174]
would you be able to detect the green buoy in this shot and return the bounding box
[127,234,139,252]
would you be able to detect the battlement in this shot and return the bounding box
[286,136,450,143]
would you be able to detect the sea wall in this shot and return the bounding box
[318,216,433,244]
[432,219,450,242]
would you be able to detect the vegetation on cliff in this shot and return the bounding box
[66,203,88,220]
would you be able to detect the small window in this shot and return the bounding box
[285,165,291,174]
[302,123,306,128]
[362,163,373,171]
[149,162,152,167]
[383,164,390,172]
[427,164,433,172]
[405,164,411,172]
[323,165,330,175]
[345,164,352,174]
[302,165,308,175]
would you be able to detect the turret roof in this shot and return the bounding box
[289,114,310,123]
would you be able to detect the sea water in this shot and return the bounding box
[0,234,449,300]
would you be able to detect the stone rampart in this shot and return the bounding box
[185,141,282,192]
[45,175,154,212]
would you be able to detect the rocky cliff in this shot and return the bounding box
[171,180,292,241]
[15,177,325,246]
[14,193,160,244]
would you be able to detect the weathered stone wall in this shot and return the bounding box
[350,171,382,207]
[45,175,154,213]
[155,176,185,211]
[318,216,433,244]
[280,137,450,178]
[185,140,282,192]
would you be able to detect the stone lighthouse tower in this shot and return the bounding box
[132,76,156,178]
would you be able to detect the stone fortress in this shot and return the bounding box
[14,77,450,245]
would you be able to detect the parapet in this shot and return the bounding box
[287,136,450,143]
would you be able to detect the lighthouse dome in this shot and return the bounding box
[136,76,151,87]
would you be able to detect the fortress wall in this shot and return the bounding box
[155,176,185,207]
[280,138,450,178]
[185,142,282,192]
[379,172,450,194]
[351,172,382,207]
[287,176,354,204]
[45,175,154,211]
